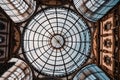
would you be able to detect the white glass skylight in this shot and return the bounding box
[23,7,91,77]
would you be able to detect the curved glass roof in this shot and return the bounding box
[73,64,110,80]
[73,0,119,22]
[23,7,91,77]
[0,0,36,23]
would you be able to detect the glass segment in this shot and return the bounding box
[23,7,91,77]
[73,64,110,80]
[0,0,36,23]
[73,0,120,22]
[0,58,33,80]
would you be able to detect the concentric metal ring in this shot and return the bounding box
[23,7,91,77]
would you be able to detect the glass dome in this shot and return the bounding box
[23,7,91,77]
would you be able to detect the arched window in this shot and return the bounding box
[0,0,36,23]
[0,22,5,30]
[73,0,119,22]
[104,22,112,31]
[104,38,112,48]
[0,36,4,43]
[73,64,110,80]
[0,49,4,56]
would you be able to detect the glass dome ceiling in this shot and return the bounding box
[22,7,91,77]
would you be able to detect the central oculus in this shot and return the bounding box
[51,34,65,49]
[23,7,91,77]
